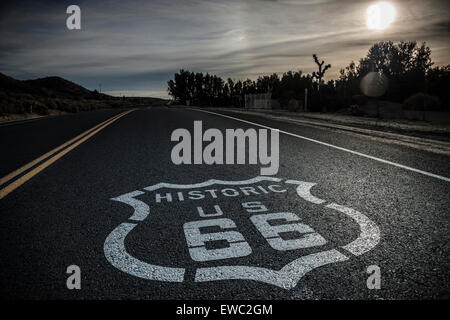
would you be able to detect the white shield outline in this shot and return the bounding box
[104,176,380,289]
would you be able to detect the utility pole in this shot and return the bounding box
[304,88,308,112]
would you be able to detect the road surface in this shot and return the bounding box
[0,106,449,299]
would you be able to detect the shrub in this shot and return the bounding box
[21,100,32,112]
[58,100,70,112]
[34,102,49,115]
[348,104,364,116]
[45,99,57,110]
[403,93,441,111]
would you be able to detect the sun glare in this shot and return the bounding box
[366,2,396,30]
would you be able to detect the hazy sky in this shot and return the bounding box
[0,0,449,98]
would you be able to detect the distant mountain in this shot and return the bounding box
[0,73,108,100]
[25,76,95,99]
[0,73,38,95]
[0,73,167,115]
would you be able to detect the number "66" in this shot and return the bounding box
[183,204,326,262]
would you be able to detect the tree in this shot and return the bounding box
[167,41,447,112]
[356,41,433,102]
[426,65,450,111]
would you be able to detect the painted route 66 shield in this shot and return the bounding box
[104,176,380,289]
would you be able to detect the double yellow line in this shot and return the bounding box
[0,109,135,200]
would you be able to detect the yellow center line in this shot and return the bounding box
[0,109,135,200]
[0,111,127,187]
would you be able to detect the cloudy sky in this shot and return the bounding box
[0,0,449,98]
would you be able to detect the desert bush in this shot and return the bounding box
[57,100,70,112]
[0,100,16,114]
[347,104,364,116]
[21,100,33,112]
[108,100,123,108]
[0,91,7,103]
[34,102,49,115]
[45,99,57,110]
[403,93,441,111]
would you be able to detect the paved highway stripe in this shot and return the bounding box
[0,111,127,187]
[193,109,450,183]
[0,110,134,199]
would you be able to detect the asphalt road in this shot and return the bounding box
[0,105,449,299]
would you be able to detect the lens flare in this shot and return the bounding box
[360,72,388,97]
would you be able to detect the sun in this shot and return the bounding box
[366,2,396,30]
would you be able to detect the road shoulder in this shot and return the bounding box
[198,107,450,156]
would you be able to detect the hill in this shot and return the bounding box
[0,73,167,115]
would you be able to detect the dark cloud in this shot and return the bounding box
[0,0,449,97]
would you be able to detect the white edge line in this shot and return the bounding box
[193,109,450,183]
